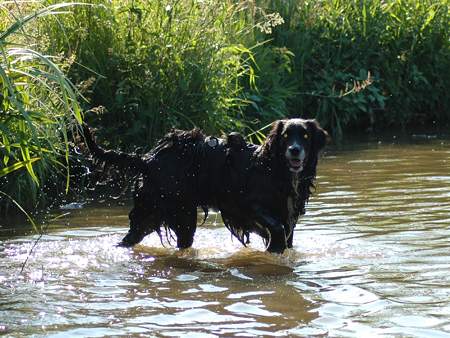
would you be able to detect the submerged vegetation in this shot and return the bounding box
[1,0,449,213]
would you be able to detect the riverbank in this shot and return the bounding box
[1,0,449,214]
[41,0,449,144]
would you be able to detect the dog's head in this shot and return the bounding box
[260,118,328,174]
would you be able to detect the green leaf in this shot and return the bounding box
[0,157,41,178]
[0,3,91,42]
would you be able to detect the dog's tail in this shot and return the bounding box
[82,123,147,172]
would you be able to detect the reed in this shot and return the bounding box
[42,0,261,147]
[0,3,83,213]
[41,0,449,143]
[251,0,450,137]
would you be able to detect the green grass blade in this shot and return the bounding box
[0,157,41,178]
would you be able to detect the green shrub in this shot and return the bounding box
[41,0,449,143]
[250,0,449,138]
[42,0,261,147]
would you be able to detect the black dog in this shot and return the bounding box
[82,118,327,253]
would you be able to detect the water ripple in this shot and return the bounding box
[1,139,450,336]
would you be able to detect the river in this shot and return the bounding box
[1,134,450,337]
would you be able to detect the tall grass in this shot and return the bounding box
[0,3,83,213]
[42,0,263,147]
[39,0,449,145]
[251,0,450,137]
[1,0,448,215]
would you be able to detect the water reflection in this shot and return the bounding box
[1,137,450,336]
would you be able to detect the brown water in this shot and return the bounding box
[1,136,450,337]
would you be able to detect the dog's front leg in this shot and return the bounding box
[251,205,288,253]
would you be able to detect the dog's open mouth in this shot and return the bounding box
[288,158,303,172]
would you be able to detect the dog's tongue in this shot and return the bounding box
[289,158,302,168]
[289,159,303,172]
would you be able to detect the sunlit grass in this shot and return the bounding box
[39,0,449,144]
[254,0,449,138]
[1,0,448,214]
[0,2,84,213]
[41,0,263,147]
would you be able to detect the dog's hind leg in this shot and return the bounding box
[169,207,197,249]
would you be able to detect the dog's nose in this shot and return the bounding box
[288,145,301,156]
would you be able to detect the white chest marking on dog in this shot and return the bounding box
[292,174,299,195]
[287,197,295,223]
[287,175,300,236]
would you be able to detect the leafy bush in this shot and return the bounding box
[251,0,450,138]
[42,0,449,143]
[42,0,261,147]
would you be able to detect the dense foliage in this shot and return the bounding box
[1,0,449,212]
[264,0,450,137]
[42,0,449,143]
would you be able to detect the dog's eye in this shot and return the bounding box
[283,133,288,138]
[304,134,308,139]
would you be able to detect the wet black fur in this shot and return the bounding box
[82,119,328,253]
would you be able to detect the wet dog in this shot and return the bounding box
[82,118,327,253]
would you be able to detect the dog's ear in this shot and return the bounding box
[306,119,329,153]
[260,120,286,159]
